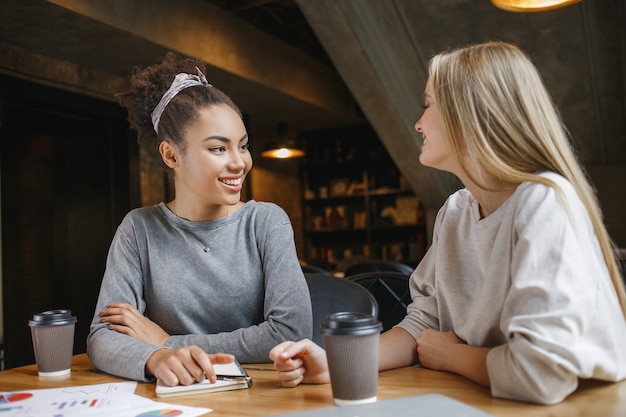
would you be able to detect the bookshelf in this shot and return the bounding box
[300,124,426,271]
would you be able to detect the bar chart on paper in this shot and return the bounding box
[50,387,94,411]
[53,398,102,410]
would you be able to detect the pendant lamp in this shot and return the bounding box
[261,122,305,159]
[490,0,581,12]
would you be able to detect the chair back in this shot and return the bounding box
[304,273,379,346]
[343,260,414,277]
[346,271,411,332]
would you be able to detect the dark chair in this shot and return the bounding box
[304,273,379,346]
[301,264,332,275]
[343,259,415,277]
[346,271,411,332]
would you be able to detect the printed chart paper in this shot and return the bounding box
[0,382,211,417]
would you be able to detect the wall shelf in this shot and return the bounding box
[300,124,426,271]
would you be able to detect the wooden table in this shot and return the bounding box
[1,354,624,416]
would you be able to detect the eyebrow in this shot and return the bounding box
[204,133,249,143]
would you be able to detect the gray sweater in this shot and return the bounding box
[87,200,312,381]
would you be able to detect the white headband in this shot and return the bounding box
[151,67,211,134]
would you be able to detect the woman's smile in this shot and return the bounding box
[219,176,244,190]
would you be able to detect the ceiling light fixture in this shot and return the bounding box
[261,122,305,159]
[490,0,581,12]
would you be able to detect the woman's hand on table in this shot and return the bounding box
[416,329,463,371]
[269,339,330,387]
[147,346,235,386]
[99,302,169,345]
[417,329,491,387]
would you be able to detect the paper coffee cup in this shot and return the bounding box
[29,309,77,377]
[321,312,382,406]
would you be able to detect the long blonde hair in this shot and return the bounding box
[429,41,626,316]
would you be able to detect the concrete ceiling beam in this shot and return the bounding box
[297,0,454,208]
[47,0,356,119]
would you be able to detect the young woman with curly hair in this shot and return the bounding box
[87,52,312,386]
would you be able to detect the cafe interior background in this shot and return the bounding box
[0,0,624,369]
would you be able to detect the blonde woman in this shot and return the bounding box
[270,41,626,405]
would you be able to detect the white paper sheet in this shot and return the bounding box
[0,381,212,417]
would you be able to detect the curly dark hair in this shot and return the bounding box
[116,51,242,151]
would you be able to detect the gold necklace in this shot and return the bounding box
[171,204,228,253]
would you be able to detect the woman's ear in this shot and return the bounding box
[159,140,180,169]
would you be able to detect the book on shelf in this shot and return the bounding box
[395,195,419,225]
[353,210,367,229]
[325,206,347,229]
[155,360,252,398]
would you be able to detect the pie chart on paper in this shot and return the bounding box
[136,410,184,417]
[0,392,33,403]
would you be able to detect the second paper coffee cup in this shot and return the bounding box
[321,312,382,406]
